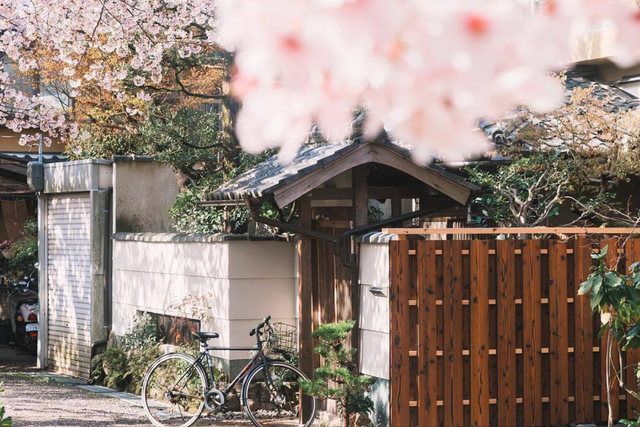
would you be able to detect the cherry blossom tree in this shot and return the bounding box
[0,0,639,161]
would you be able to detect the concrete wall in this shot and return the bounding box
[112,157,179,233]
[43,160,112,194]
[358,234,394,427]
[111,233,297,373]
[358,235,393,380]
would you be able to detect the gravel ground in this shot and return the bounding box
[1,373,152,427]
[0,345,317,426]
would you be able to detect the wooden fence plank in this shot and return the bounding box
[444,240,464,427]
[390,240,411,427]
[627,239,640,417]
[549,241,570,424]
[417,241,438,427]
[574,238,595,422]
[601,238,620,421]
[471,240,490,427]
[523,240,543,427]
[497,240,517,427]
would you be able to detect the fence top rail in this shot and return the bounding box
[381,227,640,235]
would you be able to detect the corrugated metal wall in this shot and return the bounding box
[46,194,92,377]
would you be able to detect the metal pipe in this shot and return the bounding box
[250,213,338,244]
[337,201,456,268]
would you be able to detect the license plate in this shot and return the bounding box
[26,324,38,332]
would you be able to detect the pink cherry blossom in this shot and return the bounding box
[0,0,636,161]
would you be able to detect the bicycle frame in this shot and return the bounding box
[171,340,276,401]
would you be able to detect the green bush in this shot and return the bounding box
[124,344,162,395]
[120,313,162,352]
[299,321,374,427]
[102,346,128,391]
[7,220,38,280]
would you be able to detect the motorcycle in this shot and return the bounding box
[8,263,39,354]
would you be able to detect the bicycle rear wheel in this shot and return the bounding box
[141,353,208,427]
[242,361,316,427]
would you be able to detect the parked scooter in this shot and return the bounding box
[8,263,39,354]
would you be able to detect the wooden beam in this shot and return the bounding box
[368,145,472,205]
[308,185,436,201]
[382,227,640,235]
[273,141,475,208]
[353,165,368,228]
[307,187,354,200]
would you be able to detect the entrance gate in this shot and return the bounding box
[389,237,640,427]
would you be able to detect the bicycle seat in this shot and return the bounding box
[191,331,219,341]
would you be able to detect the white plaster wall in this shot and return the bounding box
[112,238,297,361]
[358,242,390,380]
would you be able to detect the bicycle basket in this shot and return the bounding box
[265,323,297,357]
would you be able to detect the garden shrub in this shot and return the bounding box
[299,320,374,427]
[120,312,162,352]
[124,344,162,395]
[102,346,128,391]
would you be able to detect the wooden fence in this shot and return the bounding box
[389,237,640,427]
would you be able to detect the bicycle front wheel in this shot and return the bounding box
[141,353,208,427]
[242,361,317,427]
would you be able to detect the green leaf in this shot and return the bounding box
[579,274,601,295]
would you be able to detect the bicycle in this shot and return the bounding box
[141,315,317,427]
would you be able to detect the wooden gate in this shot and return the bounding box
[389,237,640,427]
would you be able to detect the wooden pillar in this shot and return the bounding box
[353,166,368,227]
[297,197,314,420]
[352,165,368,358]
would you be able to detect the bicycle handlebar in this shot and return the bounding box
[249,315,272,337]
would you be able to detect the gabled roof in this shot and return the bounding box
[206,139,479,207]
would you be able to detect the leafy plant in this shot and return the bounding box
[124,344,162,395]
[0,384,11,427]
[120,312,162,352]
[8,220,38,276]
[579,244,640,427]
[299,321,375,427]
[101,346,128,391]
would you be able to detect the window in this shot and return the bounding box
[143,311,201,346]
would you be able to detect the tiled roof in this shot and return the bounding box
[479,67,640,145]
[206,139,476,202]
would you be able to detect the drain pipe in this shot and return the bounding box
[337,201,456,268]
[250,200,456,268]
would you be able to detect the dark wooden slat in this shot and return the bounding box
[390,240,411,427]
[627,239,640,417]
[417,241,438,427]
[470,240,490,426]
[574,238,595,422]
[523,240,543,426]
[601,238,620,421]
[549,241,570,424]
[497,240,517,427]
[443,240,464,427]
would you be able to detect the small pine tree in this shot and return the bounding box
[299,320,374,427]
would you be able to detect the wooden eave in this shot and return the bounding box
[272,142,478,208]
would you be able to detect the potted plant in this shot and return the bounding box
[0,241,15,260]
